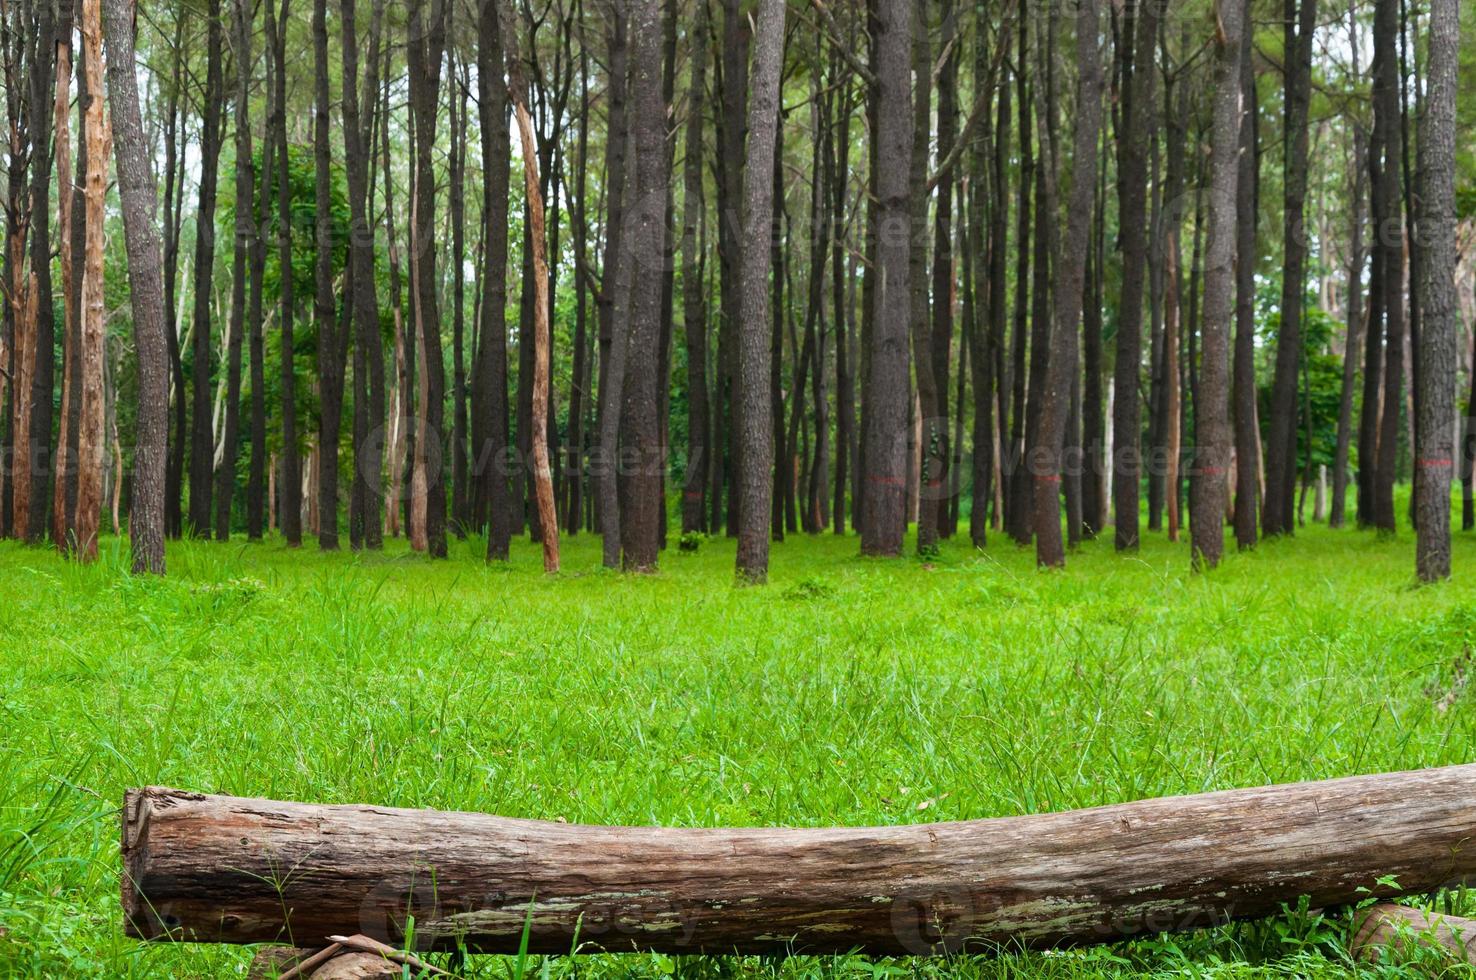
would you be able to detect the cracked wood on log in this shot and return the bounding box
[122,766,1476,956]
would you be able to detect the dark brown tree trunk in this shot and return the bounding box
[1082,139,1107,538]
[475,0,511,559]
[247,7,274,542]
[23,0,57,545]
[101,0,168,573]
[449,57,469,537]
[1413,0,1457,581]
[405,0,448,558]
[680,0,710,536]
[831,50,855,536]
[1034,0,1101,569]
[1232,15,1261,550]
[1004,18,1031,546]
[714,0,750,538]
[566,39,592,537]
[161,17,186,540]
[215,0,252,542]
[343,0,385,550]
[930,0,957,541]
[1371,0,1404,534]
[859,0,914,558]
[267,0,301,545]
[1110,0,1160,552]
[1330,3,1364,532]
[1190,0,1247,570]
[187,0,224,538]
[908,0,940,556]
[312,0,341,550]
[1261,0,1317,537]
[734,0,785,582]
[596,1,631,557]
[1357,119,1386,530]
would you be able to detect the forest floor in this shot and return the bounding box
[2,507,1475,977]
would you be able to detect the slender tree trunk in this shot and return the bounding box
[449,59,469,537]
[73,0,107,561]
[831,53,855,536]
[930,0,957,541]
[1372,0,1404,534]
[311,0,341,549]
[1261,0,1317,537]
[474,0,511,558]
[160,17,186,539]
[1330,9,1365,531]
[859,0,914,558]
[267,0,301,545]
[1191,0,1247,570]
[187,0,224,537]
[102,0,166,571]
[1413,0,1457,581]
[51,2,77,551]
[680,0,710,536]
[1111,0,1160,552]
[343,0,385,550]
[22,0,57,545]
[213,0,253,542]
[733,0,784,580]
[405,0,448,558]
[1034,0,1101,569]
[908,0,940,555]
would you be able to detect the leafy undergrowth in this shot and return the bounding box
[1,514,1474,977]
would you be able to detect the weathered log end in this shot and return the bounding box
[1351,903,1476,966]
[122,786,210,941]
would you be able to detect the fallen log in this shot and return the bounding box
[122,765,1476,956]
[1350,903,1476,966]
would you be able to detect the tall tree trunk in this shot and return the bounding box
[1191,0,1248,570]
[73,0,107,561]
[596,0,631,556]
[1034,0,1101,568]
[312,0,341,550]
[247,10,274,542]
[101,0,167,572]
[188,0,225,538]
[1261,0,1317,537]
[908,0,940,555]
[476,0,512,559]
[405,0,448,558]
[1110,0,1161,552]
[215,0,251,542]
[1232,14,1261,550]
[343,0,385,550]
[680,0,710,536]
[1371,0,1404,534]
[1330,1,1365,532]
[930,0,957,541]
[161,17,186,539]
[614,0,672,572]
[22,0,57,544]
[859,0,914,558]
[831,52,855,536]
[1413,0,1457,581]
[51,0,77,551]
[1357,120,1386,529]
[714,0,750,538]
[449,57,469,536]
[268,0,301,545]
[566,38,591,537]
[734,0,785,581]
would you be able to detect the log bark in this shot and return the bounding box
[1351,904,1476,966]
[123,765,1476,956]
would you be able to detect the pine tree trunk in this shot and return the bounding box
[680,0,710,536]
[1034,0,1102,569]
[1192,0,1248,570]
[187,0,224,538]
[73,0,108,561]
[51,4,77,552]
[1413,0,1457,581]
[859,0,914,558]
[101,0,166,575]
[733,0,785,581]
[312,0,341,550]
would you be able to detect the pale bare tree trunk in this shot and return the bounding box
[52,21,76,552]
[75,0,109,562]
[513,97,560,573]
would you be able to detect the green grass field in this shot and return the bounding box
[2,515,1475,977]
